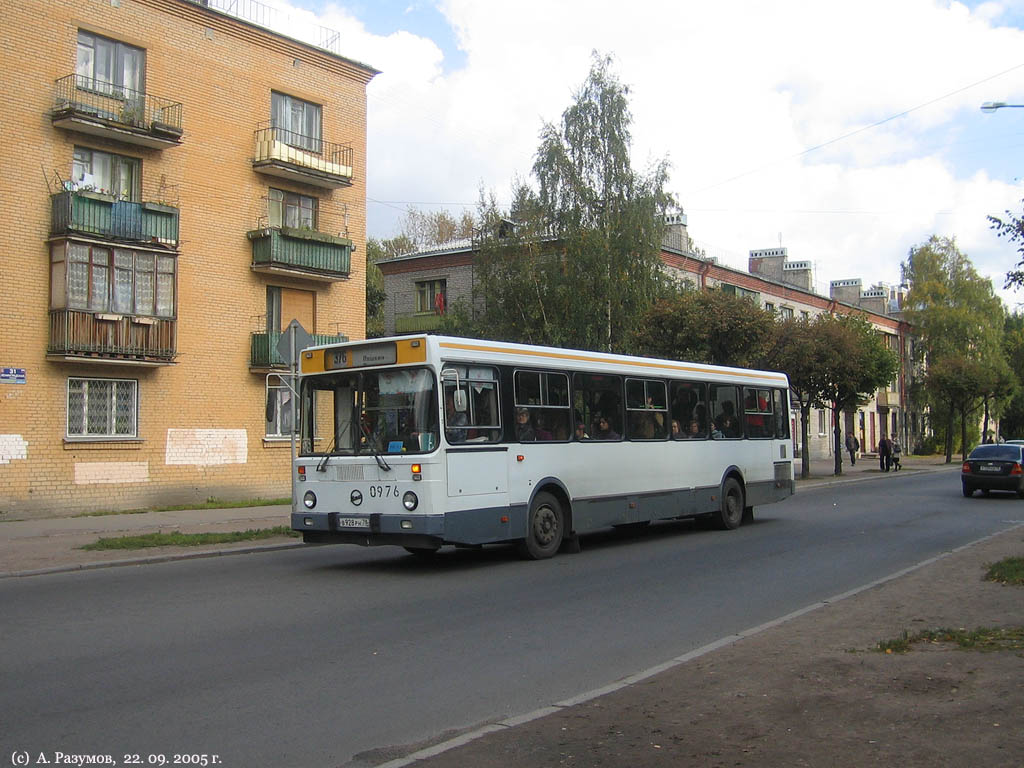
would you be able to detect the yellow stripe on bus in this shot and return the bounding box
[438,341,787,382]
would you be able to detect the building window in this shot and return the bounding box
[72,147,140,200]
[800,310,810,320]
[416,279,447,313]
[765,302,774,312]
[67,377,137,438]
[817,409,826,435]
[780,306,794,320]
[76,31,144,95]
[266,378,299,438]
[269,188,317,229]
[51,242,176,317]
[271,91,322,152]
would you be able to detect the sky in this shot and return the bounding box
[260,0,1024,308]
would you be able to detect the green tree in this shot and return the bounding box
[806,313,899,475]
[902,236,1006,462]
[473,53,674,352]
[988,200,1024,290]
[761,317,820,479]
[633,288,775,368]
[998,314,1024,438]
[364,238,390,337]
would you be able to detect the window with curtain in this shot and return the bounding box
[52,242,175,318]
[268,188,318,229]
[72,146,139,199]
[271,92,322,152]
[76,31,144,96]
[67,377,138,438]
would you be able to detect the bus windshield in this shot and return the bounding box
[300,367,438,456]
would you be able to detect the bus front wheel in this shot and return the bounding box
[519,491,564,560]
[716,478,744,530]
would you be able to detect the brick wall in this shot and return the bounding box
[0,0,375,516]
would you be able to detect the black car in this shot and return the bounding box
[961,444,1024,497]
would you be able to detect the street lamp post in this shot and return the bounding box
[981,101,1024,113]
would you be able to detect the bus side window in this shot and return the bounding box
[773,389,791,439]
[573,372,623,440]
[709,384,741,439]
[671,380,708,439]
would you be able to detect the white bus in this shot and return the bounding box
[292,335,794,559]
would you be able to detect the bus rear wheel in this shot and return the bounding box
[519,491,564,560]
[716,478,744,530]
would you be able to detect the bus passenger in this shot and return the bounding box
[688,419,702,438]
[533,412,554,441]
[575,422,589,441]
[516,407,536,442]
[671,419,682,438]
[594,415,620,440]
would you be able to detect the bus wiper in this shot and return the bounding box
[359,419,392,472]
[316,421,352,472]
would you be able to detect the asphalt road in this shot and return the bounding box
[3,467,1019,768]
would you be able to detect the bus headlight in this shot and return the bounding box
[303,491,317,509]
[402,491,419,511]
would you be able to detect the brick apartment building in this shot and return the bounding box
[376,214,917,461]
[1,0,377,515]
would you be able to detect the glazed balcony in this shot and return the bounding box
[247,226,352,281]
[51,75,183,149]
[394,311,444,334]
[250,331,348,368]
[48,309,176,365]
[252,123,354,189]
[51,190,179,248]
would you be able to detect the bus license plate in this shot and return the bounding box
[337,517,370,529]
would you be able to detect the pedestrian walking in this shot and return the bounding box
[845,432,859,466]
[878,436,891,472]
[891,438,902,471]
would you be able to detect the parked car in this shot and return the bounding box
[961,444,1024,497]
[1004,439,1024,445]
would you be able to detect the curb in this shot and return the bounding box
[0,540,305,580]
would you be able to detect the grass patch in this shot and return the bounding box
[74,497,291,518]
[874,626,1024,654]
[985,556,1024,585]
[81,526,298,551]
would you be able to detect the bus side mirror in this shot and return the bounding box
[266,394,276,423]
[453,389,467,413]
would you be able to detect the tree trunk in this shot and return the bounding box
[832,403,842,475]
[800,401,811,479]
[944,403,955,464]
[961,404,970,462]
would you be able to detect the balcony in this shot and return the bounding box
[247,226,352,281]
[252,123,353,189]
[250,331,348,368]
[51,191,179,247]
[51,75,184,149]
[877,389,901,409]
[48,309,176,365]
[395,311,444,334]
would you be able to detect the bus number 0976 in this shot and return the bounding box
[368,485,400,499]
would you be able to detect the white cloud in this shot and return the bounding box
[287,0,1024,307]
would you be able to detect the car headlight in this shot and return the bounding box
[303,491,317,509]
[402,491,418,511]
